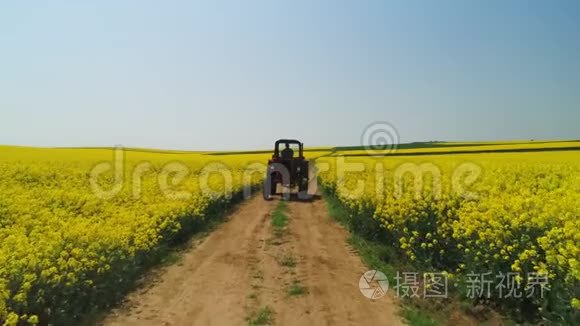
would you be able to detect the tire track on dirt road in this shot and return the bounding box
[102,196,277,326]
[101,195,403,326]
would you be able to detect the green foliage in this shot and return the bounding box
[271,201,289,231]
[287,280,308,296]
[247,306,274,326]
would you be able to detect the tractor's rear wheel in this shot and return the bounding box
[298,177,310,200]
[263,174,277,200]
[270,178,277,195]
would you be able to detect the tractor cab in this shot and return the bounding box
[270,139,303,160]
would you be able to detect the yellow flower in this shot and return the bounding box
[28,315,40,325]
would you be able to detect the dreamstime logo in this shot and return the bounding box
[361,121,400,155]
[88,131,482,202]
[359,270,389,300]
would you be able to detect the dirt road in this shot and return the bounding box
[101,195,403,326]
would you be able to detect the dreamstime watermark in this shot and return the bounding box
[361,121,400,155]
[87,149,482,201]
[87,122,483,201]
[359,270,550,300]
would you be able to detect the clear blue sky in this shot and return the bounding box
[1,0,579,150]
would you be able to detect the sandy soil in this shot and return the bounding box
[101,195,403,326]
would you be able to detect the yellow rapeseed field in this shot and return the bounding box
[317,148,579,320]
[333,140,580,156]
[0,146,269,325]
[1,142,578,323]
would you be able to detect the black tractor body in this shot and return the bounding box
[263,139,311,200]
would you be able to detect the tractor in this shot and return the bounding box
[263,139,315,200]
